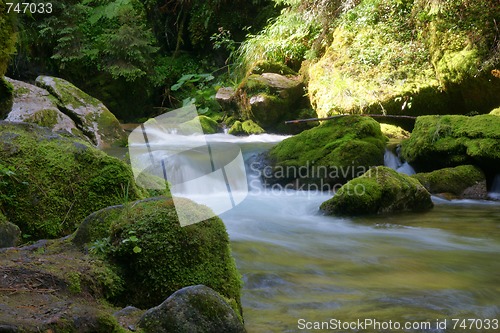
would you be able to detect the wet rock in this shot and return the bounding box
[235,72,305,129]
[138,285,245,333]
[216,87,236,113]
[3,77,84,138]
[35,76,126,147]
[320,166,433,216]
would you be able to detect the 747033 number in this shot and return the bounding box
[6,2,53,14]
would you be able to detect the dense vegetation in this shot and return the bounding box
[2,0,499,122]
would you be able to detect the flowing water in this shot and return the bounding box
[112,133,500,332]
[215,135,500,333]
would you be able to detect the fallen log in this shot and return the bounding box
[284,114,417,124]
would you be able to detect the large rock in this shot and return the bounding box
[320,166,433,216]
[412,165,488,199]
[3,77,84,138]
[0,122,146,240]
[35,76,126,147]
[0,213,20,248]
[235,72,304,129]
[401,115,500,174]
[215,87,237,113]
[103,198,242,312]
[138,285,245,333]
[265,116,386,188]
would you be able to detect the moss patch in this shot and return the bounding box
[0,122,146,240]
[412,165,486,198]
[490,107,500,116]
[401,115,500,174]
[320,166,433,216]
[380,123,410,139]
[228,120,265,135]
[179,115,219,134]
[25,109,60,128]
[267,116,386,186]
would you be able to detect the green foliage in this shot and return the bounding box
[32,0,158,82]
[170,72,222,115]
[0,2,17,76]
[236,8,321,72]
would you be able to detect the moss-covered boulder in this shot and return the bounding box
[490,107,500,116]
[308,0,500,119]
[228,120,265,136]
[266,116,386,187]
[0,122,146,239]
[0,212,20,248]
[35,76,126,147]
[412,165,487,199]
[235,72,305,129]
[3,77,86,138]
[102,198,242,312]
[178,115,219,134]
[320,166,433,216]
[401,115,500,174]
[138,285,245,333]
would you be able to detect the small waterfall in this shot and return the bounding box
[384,149,416,175]
[384,149,402,170]
[489,174,500,200]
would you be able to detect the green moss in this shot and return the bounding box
[0,122,147,240]
[178,115,219,134]
[25,109,61,128]
[401,115,500,172]
[228,120,265,135]
[0,77,14,118]
[107,198,242,313]
[320,166,433,215]
[412,165,485,196]
[490,107,500,116]
[249,60,298,76]
[380,123,410,139]
[268,116,386,185]
[66,271,82,294]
